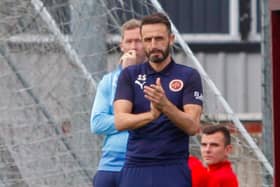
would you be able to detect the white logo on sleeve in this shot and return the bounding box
[134,74,146,90]
[194,91,203,101]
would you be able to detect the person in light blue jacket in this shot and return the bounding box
[90,19,146,187]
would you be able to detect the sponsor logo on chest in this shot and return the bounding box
[134,74,147,90]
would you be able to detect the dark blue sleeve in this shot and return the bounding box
[183,69,203,106]
[114,68,134,102]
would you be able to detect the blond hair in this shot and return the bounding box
[120,19,141,38]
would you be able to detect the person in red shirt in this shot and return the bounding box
[200,125,239,187]
[188,155,209,187]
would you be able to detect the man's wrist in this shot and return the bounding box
[160,100,173,114]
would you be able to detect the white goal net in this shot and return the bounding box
[0,0,272,187]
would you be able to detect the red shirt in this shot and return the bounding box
[207,160,238,187]
[188,156,209,187]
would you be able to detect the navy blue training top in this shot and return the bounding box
[114,60,203,166]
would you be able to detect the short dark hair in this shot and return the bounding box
[202,125,231,145]
[140,12,172,34]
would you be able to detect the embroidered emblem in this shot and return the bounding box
[169,79,183,92]
[135,74,146,90]
[194,91,203,101]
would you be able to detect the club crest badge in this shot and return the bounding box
[169,79,183,92]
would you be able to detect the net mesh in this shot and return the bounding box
[0,0,272,187]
